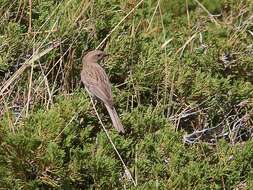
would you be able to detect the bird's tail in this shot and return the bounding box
[105,105,125,133]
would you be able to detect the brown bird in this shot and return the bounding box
[81,50,125,133]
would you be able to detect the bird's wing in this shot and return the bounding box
[81,63,114,106]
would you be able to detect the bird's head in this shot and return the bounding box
[82,50,108,63]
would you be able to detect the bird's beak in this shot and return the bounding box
[102,53,109,62]
[103,53,109,57]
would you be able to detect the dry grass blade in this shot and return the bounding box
[146,0,161,32]
[161,38,173,49]
[89,94,136,186]
[176,33,197,57]
[96,0,144,50]
[0,40,62,99]
[193,0,220,26]
[28,0,32,33]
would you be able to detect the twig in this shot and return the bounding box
[183,126,217,144]
[88,94,136,186]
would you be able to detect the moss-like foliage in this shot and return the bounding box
[0,0,253,189]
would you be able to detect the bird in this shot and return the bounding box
[81,50,125,133]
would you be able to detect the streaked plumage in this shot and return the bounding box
[81,50,125,133]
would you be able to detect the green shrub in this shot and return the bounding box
[0,0,252,189]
